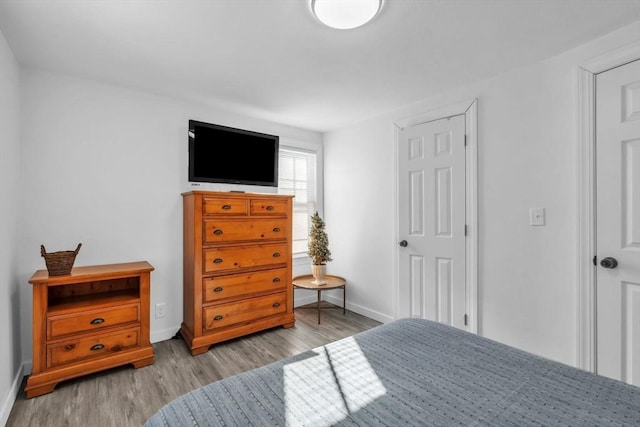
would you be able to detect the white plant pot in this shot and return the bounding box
[311,264,327,285]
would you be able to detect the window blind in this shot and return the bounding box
[278,147,317,256]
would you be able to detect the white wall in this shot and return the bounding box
[323,22,640,366]
[17,68,322,368]
[0,28,22,425]
[322,120,397,323]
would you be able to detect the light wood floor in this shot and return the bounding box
[7,305,381,427]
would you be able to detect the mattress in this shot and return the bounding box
[144,318,640,426]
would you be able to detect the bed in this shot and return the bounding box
[144,318,640,426]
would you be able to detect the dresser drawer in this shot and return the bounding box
[250,199,288,216]
[203,243,287,273]
[47,303,140,339]
[203,218,287,244]
[203,268,287,303]
[203,292,287,331]
[203,197,248,215]
[47,327,140,369]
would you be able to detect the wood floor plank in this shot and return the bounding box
[7,305,381,427]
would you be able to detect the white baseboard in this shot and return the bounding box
[150,326,182,344]
[1,362,24,426]
[322,294,394,324]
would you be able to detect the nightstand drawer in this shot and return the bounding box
[203,198,248,215]
[203,218,287,243]
[203,243,287,273]
[47,327,140,368]
[203,292,287,331]
[47,303,140,339]
[250,199,289,216]
[203,268,287,303]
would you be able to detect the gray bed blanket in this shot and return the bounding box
[144,318,640,426]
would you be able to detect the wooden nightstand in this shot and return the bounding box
[292,275,346,324]
[25,261,155,398]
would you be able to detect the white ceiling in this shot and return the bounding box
[0,0,638,132]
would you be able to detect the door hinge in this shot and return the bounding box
[593,255,597,266]
[464,314,468,326]
[464,224,468,236]
[464,134,468,147]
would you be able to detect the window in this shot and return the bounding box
[278,146,320,257]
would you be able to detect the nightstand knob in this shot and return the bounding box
[273,227,281,232]
[272,278,281,283]
[266,205,274,211]
[213,287,223,293]
[213,229,223,236]
[272,252,281,258]
[213,258,223,264]
[221,205,231,210]
[90,318,105,325]
[90,344,105,351]
[214,315,223,321]
[272,302,280,308]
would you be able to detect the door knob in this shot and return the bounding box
[399,240,408,247]
[600,257,618,269]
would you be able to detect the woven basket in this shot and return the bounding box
[41,243,82,276]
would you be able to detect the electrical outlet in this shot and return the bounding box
[155,303,166,318]
[530,207,545,226]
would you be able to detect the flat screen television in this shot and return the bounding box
[188,120,279,188]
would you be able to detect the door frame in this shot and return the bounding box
[576,41,640,372]
[392,98,479,333]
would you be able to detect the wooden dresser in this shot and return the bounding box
[25,261,155,398]
[181,191,295,355]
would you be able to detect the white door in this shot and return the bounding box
[596,59,640,385]
[398,114,466,328]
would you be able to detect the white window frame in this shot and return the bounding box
[278,138,323,265]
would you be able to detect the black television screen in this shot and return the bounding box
[188,120,279,187]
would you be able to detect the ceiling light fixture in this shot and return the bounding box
[311,0,382,30]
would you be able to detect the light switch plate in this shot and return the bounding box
[530,207,545,226]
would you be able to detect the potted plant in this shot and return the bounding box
[308,212,332,285]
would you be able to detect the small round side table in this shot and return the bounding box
[292,275,346,324]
